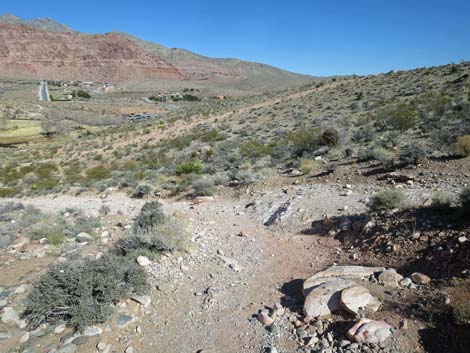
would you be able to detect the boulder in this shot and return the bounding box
[347,318,392,345]
[303,279,354,320]
[340,286,381,315]
[303,266,385,296]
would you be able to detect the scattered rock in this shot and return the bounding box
[340,286,381,315]
[399,277,412,287]
[303,279,355,319]
[125,346,134,353]
[411,272,431,284]
[83,325,102,336]
[378,269,403,287]
[19,331,30,343]
[1,307,20,325]
[347,318,392,345]
[257,310,274,326]
[136,256,151,267]
[116,314,134,328]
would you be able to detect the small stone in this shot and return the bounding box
[15,285,27,294]
[125,346,134,353]
[411,272,431,284]
[0,332,11,340]
[71,336,89,345]
[83,325,102,336]
[1,307,20,325]
[97,342,107,351]
[131,295,151,307]
[136,256,151,267]
[457,236,467,243]
[378,269,403,287]
[257,310,274,326]
[56,343,78,353]
[399,278,412,287]
[19,332,30,343]
[76,232,93,243]
[116,314,134,328]
[55,324,66,334]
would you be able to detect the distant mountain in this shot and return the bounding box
[0,15,314,91]
[0,14,72,32]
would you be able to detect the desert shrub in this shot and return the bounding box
[322,128,339,146]
[399,144,426,166]
[71,216,101,235]
[0,202,24,221]
[239,141,273,158]
[24,255,147,329]
[0,187,21,197]
[456,135,470,157]
[288,128,323,156]
[299,159,317,175]
[131,184,152,199]
[74,90,91,99]
[98,205,111,216]
[460,187,470,212]
[28,215,67,245]
[119,216,188,255]
[431,192,453,211]
[386,104,419,132]
[85,165,111,181]
[192,177,215,196]
[175,160,202,176]
[369,189,406,212]
[370,146,396,170]
[133,201,165,231]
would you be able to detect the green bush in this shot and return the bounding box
[387,104,419,132]
[431,192,453,211]
[86,165,111,181]
[456,135,470,157]
[74,90,91,99]
[133,201,165,231]
[399,144,426,166]
[24,255,147,329]
[299,159,317,175]
[175,160,202,176]
[370,146,396,170]
[369,189,406,212]
[288,128,323,156]
[322,128,340,146]
[192,177,215,196]
[239,141,273,158]
[119,216,188,255]
[131,184,152,199]
[0,187,21,197]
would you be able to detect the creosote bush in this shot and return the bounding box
[118,201,189,256]
[175,159,202,176]
[456,135,470,157]
[299,159,316,175]
[192,177,215,196]
[25,255,147,329]
[399,144,426,166]
[369,189,406,212]
[460,186,470,213]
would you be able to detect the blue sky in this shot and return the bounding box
[1,0,469,76]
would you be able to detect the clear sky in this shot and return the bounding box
[1,0,469,76]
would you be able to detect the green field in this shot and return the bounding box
[0,119,44,144]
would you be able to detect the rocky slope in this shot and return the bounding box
[0,15,313,90]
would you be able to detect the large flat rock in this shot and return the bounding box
[303,265,385,296]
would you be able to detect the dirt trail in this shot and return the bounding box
[1,183,364,353]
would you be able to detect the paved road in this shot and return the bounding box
[38,81,50,101]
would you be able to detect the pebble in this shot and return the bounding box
[257,310,274,326]
[125,346,134,353]
[411,272,431,284]
[56,343,78,353]
[116,314,134,328]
